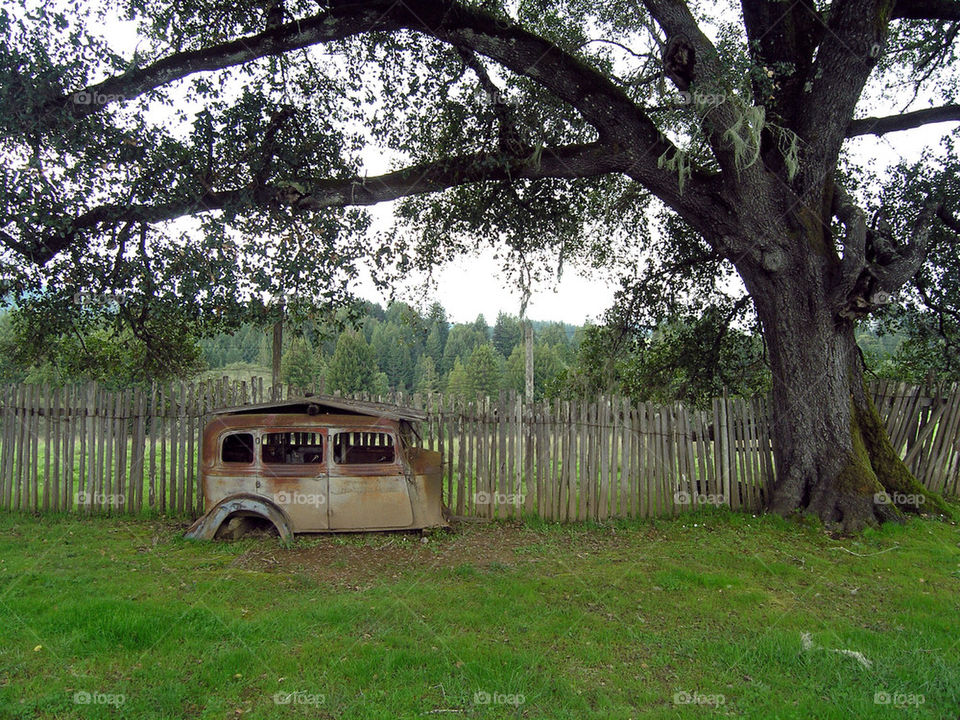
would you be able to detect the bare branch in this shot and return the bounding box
[578,38,653,61]
[846,104,960,136]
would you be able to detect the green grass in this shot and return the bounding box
[0,509,958,718]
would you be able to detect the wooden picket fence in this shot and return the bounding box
[423,392,774,521]
[0,378,273,517]
[872,379,960,497]
[0,378,956,521]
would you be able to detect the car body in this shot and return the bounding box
[185,397,447,540]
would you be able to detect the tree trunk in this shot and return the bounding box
[738,244,949,532]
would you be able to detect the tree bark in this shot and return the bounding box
[736,237,950,532]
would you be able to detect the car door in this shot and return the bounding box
[258,427,329,531]
[327,428,414,529]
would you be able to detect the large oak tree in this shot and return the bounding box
[2,0,960,529]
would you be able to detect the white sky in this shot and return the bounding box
[355,246,616,325]
[349,147,617,325]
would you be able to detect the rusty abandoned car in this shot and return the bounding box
[185,397,447,541]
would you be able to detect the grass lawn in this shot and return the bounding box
[0,508,957,718]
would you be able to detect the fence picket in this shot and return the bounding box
[1,386,12,508]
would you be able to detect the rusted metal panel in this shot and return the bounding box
[188,402,447,540]
[328,474,413,529]
[184,493,294,542]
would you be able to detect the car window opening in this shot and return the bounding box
[334,431,396,464]
[262,432,324,464]
[221,433,254,463]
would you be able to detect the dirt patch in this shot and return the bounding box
[229,521,628,589]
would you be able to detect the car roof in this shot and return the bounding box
[212,395,427,423]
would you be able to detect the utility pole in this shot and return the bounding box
[524,320,534,400]
[271,312,283,401]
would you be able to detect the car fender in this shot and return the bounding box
[184,493,294,543]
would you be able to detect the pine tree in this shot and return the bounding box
[325,331,377,394]
[472,314,489,341]
[414,355,440,395]
[372,371,391,396]
[256,332,272,368]
[425,324,445,367]
[492,312,522,357]
[442,324,485,374]
[466,343,502,400]
[427,302,449,349]
[445,357,473,397]
[371,321,413,390]
[281,337,317,390]
[504,342,566,400]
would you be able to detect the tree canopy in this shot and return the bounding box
[4,0,960,529]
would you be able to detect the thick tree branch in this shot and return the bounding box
[32,0,718,231]
[9,142,627,264]
[846,104,960,136]
[830,186,944,316]
[456,50,530,156]
[740,0,821,120]
[870,202,939,293]
[640,0,755,181]
[831,184,870,307]
[253,106,295,187]
[39,8,383,122]
[938,205,960,233]
[892,0,960,21]
[796,0,890,193]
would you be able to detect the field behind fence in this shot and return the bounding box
[0,377,957,522]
